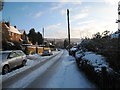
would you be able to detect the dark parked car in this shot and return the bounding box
[0,50,27,75]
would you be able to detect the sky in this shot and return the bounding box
[1,0,119,39]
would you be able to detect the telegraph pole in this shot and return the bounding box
[67,9,71,54]
[43,28,44,52]
[43,28,44,43]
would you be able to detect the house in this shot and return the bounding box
[2,21,22,42]
[2,21,31,44]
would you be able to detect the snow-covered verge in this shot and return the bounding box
[81,52,109,73]
[75,50,120,88]
[2,51,61,82]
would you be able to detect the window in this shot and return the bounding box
[0,53,9,61]
[9,52,17,58]
[11,33,14,37]
[8,32,12,36]
[16,34,18,38]
[17,51,25,56]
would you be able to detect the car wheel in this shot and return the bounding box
[22,60,26,66]
[2,65,9,75]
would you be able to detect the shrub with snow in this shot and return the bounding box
[81,52,109,73]
[75,50,84,60]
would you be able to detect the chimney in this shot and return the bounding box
[5,21,10,27]
[14,26,16,28]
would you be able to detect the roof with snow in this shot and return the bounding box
[19,30,26,34]
[2,22,22,35]
[9,26,21,34]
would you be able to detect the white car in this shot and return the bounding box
[0,50,27,75]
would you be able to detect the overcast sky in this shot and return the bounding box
[2,0,119,39]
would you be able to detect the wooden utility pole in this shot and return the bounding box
[43,28,44,52]
[67,9,71,54]
[43,28,44,43]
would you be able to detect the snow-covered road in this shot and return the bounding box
[27,50,96,88]
[2,50,96,88]
[2,50,62,88]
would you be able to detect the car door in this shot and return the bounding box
[8,52,18,68]
[16,51,23,66]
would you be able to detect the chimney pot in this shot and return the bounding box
[5,21,10,27]
[14,26,16,28]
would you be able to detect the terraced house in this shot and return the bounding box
[1,21,29,43]
[2,21,22,42]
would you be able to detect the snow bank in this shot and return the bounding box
[75,50,84,59]
[82,52,106,65]
[27,54,41,60]
[82,52,109,72]
[70,47,77,51]
[84,52,93,55]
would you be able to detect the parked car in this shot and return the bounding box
[0,50,27,75]
[41,49,53,56]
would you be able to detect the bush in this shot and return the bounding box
[78,31,120,88]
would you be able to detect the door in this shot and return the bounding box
[8,52,18,68]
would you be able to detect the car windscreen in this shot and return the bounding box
[0,53,9,61]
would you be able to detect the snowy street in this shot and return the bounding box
[2,50,96,88]
[1,1,120,89]
[2,50,62,88]
[27,50,96,88]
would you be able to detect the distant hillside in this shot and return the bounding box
[44,38,81,44]
[71,38,81,43]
